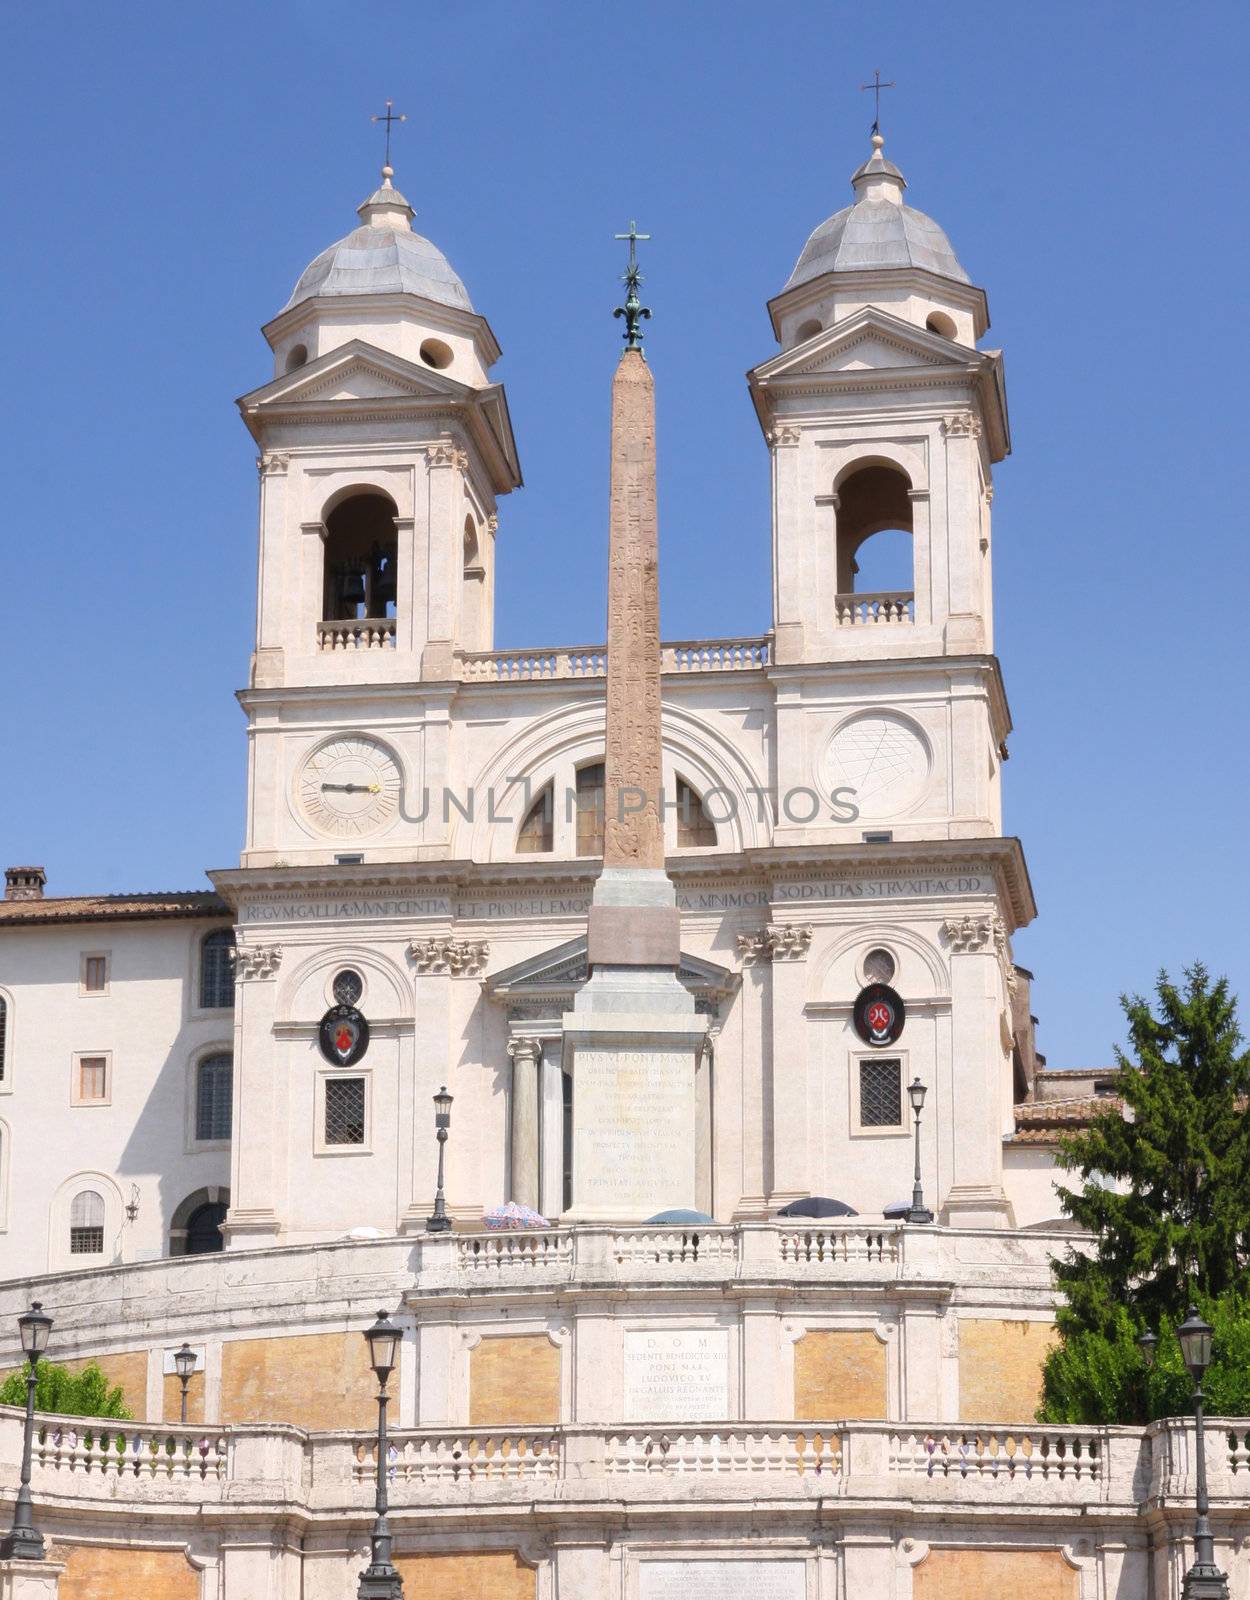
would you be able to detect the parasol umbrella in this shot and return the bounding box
[483,1202,550,1230]
[776,1196,858,1219]
[644,1208,715,1225]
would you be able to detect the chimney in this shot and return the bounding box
[5,866,47,901]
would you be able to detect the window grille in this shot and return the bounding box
[332,969,364,1006]
[675,777,717,848]
[863,947,896,984]
[0,996,6,1082]
[517,785,554,854]
[859,1058,902,1128]
[575,762,605,857]
[325,1077,366,1146]
[70,1190,105,1255]
[196,1054,233,1141]
[200,930,236,1009]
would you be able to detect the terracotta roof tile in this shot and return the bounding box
[1005,1094,1124,1146]
[0,891,228,926]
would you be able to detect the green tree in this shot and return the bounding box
[1039,964,1250,1423]
[0,1360,131,1419]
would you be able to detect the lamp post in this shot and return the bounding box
[425,1086,453,1233]
[1176,1307,1229,1599]
[1,1301,53,1562]
[357,1310,404,1600]
[905,1076,933,1224]
[173,1343,198,1425]
[1137,1310,1228,1598]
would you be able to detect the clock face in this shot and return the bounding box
[297,735,402,838]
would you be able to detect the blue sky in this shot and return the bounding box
[2,1,1247,1071]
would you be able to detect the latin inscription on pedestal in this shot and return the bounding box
[572,1046,696,1216]
[623,1329,729,1421]
[639,1559,806,1600]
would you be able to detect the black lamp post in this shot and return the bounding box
[425,1086,453,1233]
[1177,1307,1228,1599]
[357,1310,404,1600]
[173,1343,198,1425]
[1138,1310,1228,1598]
[905,1076,933,1224]
[1,1301,53,1562]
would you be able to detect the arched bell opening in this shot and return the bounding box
[322,492,399,623]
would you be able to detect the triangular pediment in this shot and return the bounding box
[237,338,470,414]
[752,306,986,384]
[486,936,738,1004]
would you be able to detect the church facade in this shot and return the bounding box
[0,136,1235,1600]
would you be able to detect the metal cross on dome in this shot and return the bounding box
[371,99,407,168]
[859,68,895,137]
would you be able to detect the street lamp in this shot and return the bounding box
[357,1310,404,1600]
[1175,1307,1228,1599]
[173,1343,198,1425]
[1,1301,53,1561]
[425,1086,453,1233]
[905,1076,933,1224]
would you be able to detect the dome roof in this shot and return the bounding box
[785,136,970,292]
[282,170,475,316]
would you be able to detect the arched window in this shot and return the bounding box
[185,1200,228,1255]
[69,1190,105,1255]
[195,1054,233,1142]
[0,994,6,1083]
[575,762,605,858]
[675,778,717,848]
[517,783,554,854]
[322,492,399,622]
[461,515,486,651]
[835,464,915,617]
[200,930,235,1010]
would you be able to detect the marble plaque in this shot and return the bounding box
[639,1559,805,1600]
[571,1045,696,1216]
[623,1329,729,1421]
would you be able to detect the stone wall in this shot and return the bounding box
[220,1331,376,1429]
[793,1329,887,1420]
[396,1551,535,1598]
[958,1317,1057,1421]
[912,1548,1077,1599]
[468,1335,560,1426]
[55,1545,198,1600]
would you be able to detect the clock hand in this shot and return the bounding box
[321,783,381,794]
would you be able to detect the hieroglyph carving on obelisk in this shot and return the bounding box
[603,350,665,870]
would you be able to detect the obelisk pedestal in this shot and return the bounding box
[562,337,705,1223]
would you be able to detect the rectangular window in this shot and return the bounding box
[324,1077,366,1146]
[81,954,109,994]
[858,1057,903,1129]
[195,1055,233,1142]
[73,1054,110,1106]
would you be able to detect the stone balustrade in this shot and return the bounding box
[457,635,771,682]
[834,590,915,625]
[317,617,397,651]
[2,1410,1239,1517]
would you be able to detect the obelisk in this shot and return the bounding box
[561,225,706,1222]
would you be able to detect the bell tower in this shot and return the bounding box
[234,161,522,866]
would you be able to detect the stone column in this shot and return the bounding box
[539,1038,566,1219]
[941,916,1012,1227]
[695,1027,717,1216]
[508,1037,541,1211]
[420,438,466,678]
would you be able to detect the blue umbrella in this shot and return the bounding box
[644,1208,715,1225]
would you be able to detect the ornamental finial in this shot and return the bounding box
[613,220,652,356]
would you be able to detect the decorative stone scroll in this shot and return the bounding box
[940,414,982,439]
[408,937,490,976]
[736,924,813,964]
[232,945,283,981]
[256,451,290,477]
[770,424,801,447]
[941,915,994,953]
